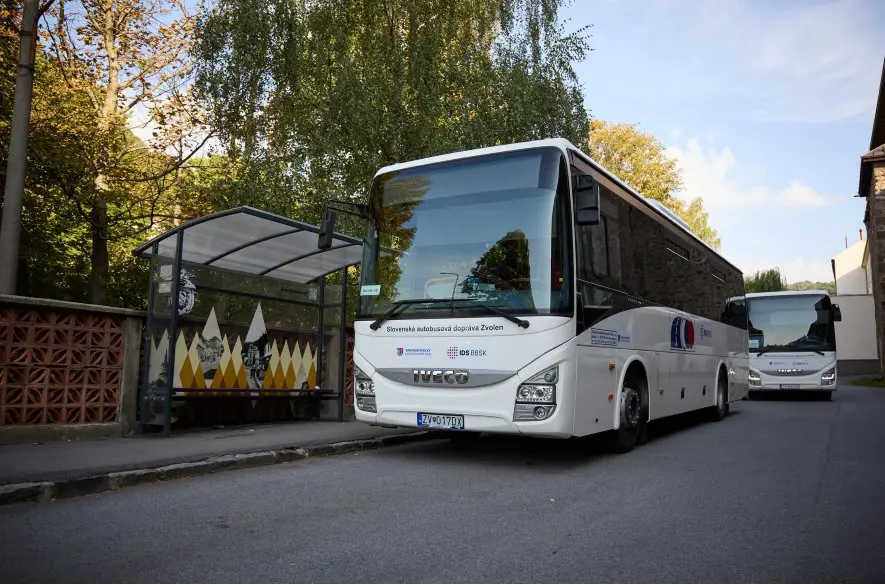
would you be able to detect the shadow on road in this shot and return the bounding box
[746,391,835,402]
[386,407,737,470]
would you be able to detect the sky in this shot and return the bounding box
[130,0,884,285]
[560,0,885,283]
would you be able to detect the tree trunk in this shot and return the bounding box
[16,224,31,296]
[89,196,109,305]
[0,0,40,294]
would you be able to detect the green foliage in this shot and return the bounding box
[743,269,836,296]
[585,119,721,250]
[786,280,836,296]
[853,376,885,388]
[745,268,786,293]
[195,0,591,218]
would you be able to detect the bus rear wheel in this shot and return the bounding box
[708,373,729,421]
[609,383,644,453]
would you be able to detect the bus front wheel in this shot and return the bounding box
[609,382,645,454]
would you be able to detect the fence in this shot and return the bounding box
[0,294,355,443]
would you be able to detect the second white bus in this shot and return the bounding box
[325,138,749,452]
[745,290,842,400]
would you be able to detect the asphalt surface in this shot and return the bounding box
[2,383,885,583]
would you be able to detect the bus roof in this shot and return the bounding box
[744,290,832,299]
[374,138,742,274]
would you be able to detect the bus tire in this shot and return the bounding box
[708,371,729,421]
[817,391,832,401]
[609,381,645,454]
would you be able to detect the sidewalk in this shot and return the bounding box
[0,421,434,504]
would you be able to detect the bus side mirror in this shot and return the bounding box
[832,304,842,322]
[318,209,336,250]
[573,173,600,226]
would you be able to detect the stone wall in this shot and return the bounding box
[866,162,885,377]
[0,295,143,443]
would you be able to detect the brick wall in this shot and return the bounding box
[0,296,143,439]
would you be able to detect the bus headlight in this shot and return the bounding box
[355,365,376,413]
[749,369,761,386]
[514,366,557,421]
[821,367,836,386]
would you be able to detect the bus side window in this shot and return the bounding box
[591,217,609,277]
[722,300,747,329]
[576,215,608,280]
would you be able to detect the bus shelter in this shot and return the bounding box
[132,207,363,435]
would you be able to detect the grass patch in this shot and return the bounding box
[853,376,885,388]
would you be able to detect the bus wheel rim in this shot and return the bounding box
[621,387,641,429]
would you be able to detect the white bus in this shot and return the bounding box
[745,290,841,400]
[325,138,749,452]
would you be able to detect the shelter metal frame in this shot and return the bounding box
[132,207,363,435]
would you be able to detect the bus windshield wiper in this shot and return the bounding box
[453,299,530,329]
[369,298,453,330]
[369,298,530,330]
[786,345,826,356]
[756,344,825,357]
[755,346,785,356]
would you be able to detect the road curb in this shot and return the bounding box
[0,431,435,506]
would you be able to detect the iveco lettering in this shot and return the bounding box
[322,138,749,453]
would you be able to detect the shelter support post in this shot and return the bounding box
[163,230,184,436]
[337,267,348,422]
[137,242,159,434]
[317,277,325,391]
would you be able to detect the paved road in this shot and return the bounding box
[2,383,885,583]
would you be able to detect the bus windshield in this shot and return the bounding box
[358,147,573,320]
[746,294,836,354]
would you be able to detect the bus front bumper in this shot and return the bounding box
[353,375,576,439]
[749,374,837,393]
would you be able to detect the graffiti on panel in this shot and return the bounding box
[147,304,319,396]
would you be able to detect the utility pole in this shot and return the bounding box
[0,0,54,294]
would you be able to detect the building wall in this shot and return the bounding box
[866,162,885,376]
[834,238,870,295]
[833,294,879,375]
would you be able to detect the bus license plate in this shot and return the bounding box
[779,384,799,390]
[417,412,464,430]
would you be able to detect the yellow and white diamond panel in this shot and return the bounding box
[148,304,319,396]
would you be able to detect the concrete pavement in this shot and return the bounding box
[0,420,433,504]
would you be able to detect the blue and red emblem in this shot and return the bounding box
[670,316,695,350]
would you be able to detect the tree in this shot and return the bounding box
[0,0,55,295]
[195,0,591,224]
[745,268,786,293]
[36,0,211,304]
[786,280,836,296]
[585,119,721,250]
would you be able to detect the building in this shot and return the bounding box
[859,57,885,377]
[833,232,872,295]
[831,231,877,375]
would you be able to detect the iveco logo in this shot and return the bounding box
[413,369,469,384]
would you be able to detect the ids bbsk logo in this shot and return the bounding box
[448,346,487,359]
[670,316,695,350]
